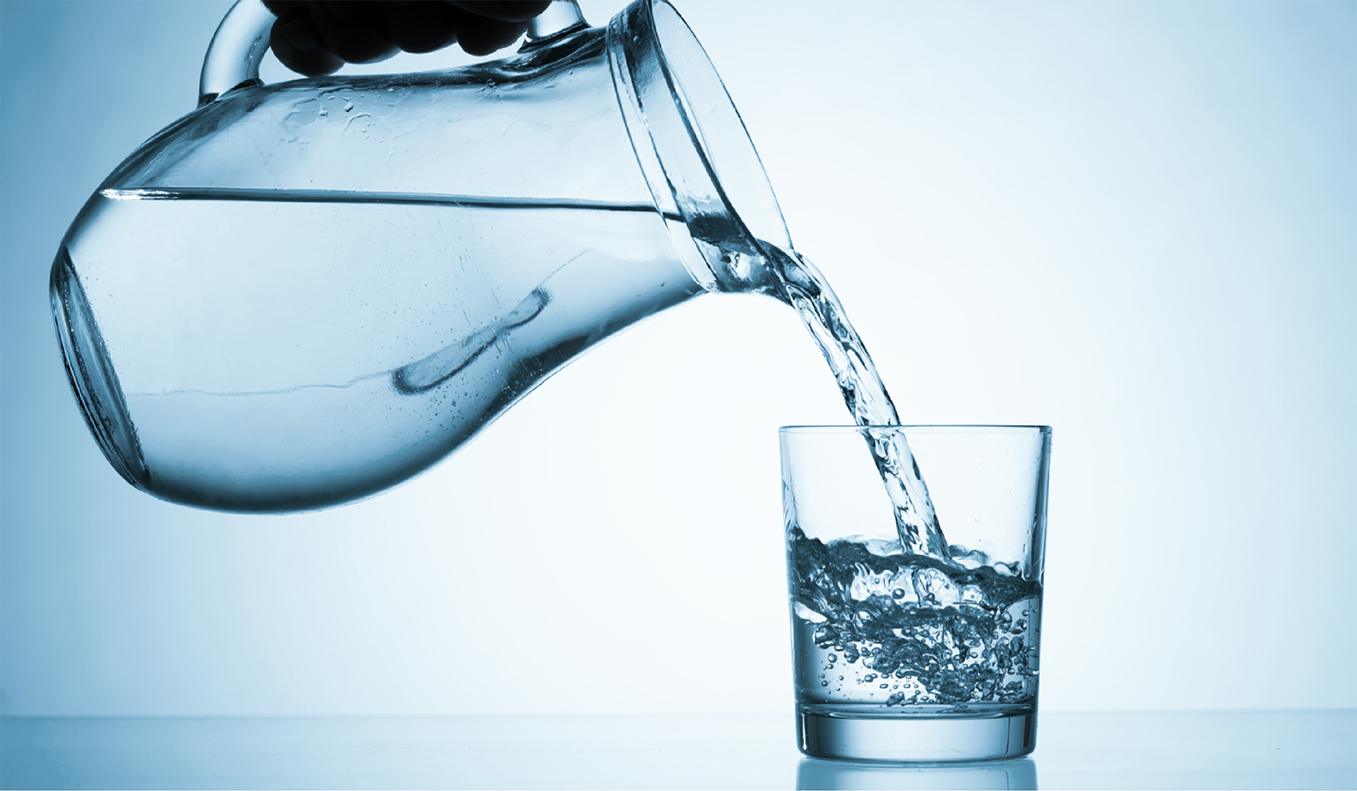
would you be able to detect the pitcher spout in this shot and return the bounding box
[606,0,791,296]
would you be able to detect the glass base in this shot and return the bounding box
[797,704,1037,763]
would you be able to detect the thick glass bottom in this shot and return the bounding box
[797,704,1036,763]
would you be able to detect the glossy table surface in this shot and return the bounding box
[2,710,1353,789]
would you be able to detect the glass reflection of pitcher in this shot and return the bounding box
[51,0,790,513]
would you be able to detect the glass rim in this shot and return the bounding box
[779,424,1052,434]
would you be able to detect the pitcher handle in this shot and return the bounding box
[197,0,588,107]
[198,0,274,107]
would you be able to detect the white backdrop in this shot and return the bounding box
[2,0,1353,715]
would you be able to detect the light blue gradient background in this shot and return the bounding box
[2,1,1353,716]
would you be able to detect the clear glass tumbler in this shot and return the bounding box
[781,425,1051,762]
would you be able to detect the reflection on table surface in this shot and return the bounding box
[2,710,1353,789]
[798,757,1037,789]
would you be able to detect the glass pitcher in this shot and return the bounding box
[50,0,791,513]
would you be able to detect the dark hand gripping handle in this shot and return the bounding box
[196,0,587,107]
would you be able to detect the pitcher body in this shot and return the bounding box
[51,0,789,512]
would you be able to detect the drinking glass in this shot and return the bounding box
[781,425,1051,762]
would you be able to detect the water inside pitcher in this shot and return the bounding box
[51,0,791,513]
